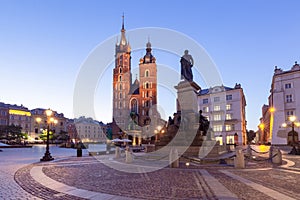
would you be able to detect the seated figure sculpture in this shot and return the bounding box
[198,110,210,136]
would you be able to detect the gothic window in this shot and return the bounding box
[146,91,149,97]
[131,99,138,113]
[119,76,122,81]
[145,82,149,89]
[119,93,122,99]
[119,68,122,73]
[119,83,122,90]
[145,70,150,77]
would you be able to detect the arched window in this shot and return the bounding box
[119,76,122,81]
[146,91,149,97]
[145,82,149,89]
[145,70,150,77]
[131,99,138,113]
[119,68,122,73]
[119,92,122,99]
[119,84,122,90]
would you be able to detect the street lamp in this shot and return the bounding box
[37,109,57,161]
[259,123,265,144]
[282,115,300,155]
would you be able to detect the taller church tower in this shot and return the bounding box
[112,15,132,134]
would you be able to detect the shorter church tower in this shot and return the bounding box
[138,41,157,126]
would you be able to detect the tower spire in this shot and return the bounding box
[120,13,127,46]
[122,12,125,30]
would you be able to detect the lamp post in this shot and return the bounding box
[282,115,300,155]
[259,123,265,144]
[37,109,57,161]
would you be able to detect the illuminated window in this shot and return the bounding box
[226,104,231,110]
[226,114,232,120]
[213,125,222,132]
[203,106,209,112]
[213,114,221,121]
[215,136,223,145]
[225,125,232,131]
[214,105,221,111]
[226,135,234,144]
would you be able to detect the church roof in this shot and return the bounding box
[130,78,140,95]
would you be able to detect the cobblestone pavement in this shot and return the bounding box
[14,152,300,200]
[2,145,300,199]
[0,145,88,200]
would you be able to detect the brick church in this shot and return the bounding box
[111,16,162,144]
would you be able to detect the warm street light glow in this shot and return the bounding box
[289,115,296,122]
[259,123,265,130]
[36,117,42,123]
[282,123,287,128]
[45,109,53,117]
[54,119,58,124]
[282,115,300,155]
[269,107,275,113]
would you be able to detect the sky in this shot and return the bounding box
[1,0,300,130]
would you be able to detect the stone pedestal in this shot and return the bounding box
[234,149,245,168]
[115,147,120,159]
[169,148,179,168]
[125,150,133,163]
[270,147,282,164]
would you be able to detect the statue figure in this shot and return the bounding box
[180,50,194,82]
[198,110,210,136]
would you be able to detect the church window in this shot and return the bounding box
[145,70,150,77]
[119,76,122,81]
[119,84,122,90]
[145,82,149,89]
[119,68,122,73]
[146,91,149,97]
[131,99,138,113]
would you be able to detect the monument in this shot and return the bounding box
[155,50,218,160]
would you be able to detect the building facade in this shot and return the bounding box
[74,116,107,143]
[268,62,300,145]
[198,84,247,145]
[112,17,159,143]
[0,102,9,127]
[8,104,32,135]
[30,108,68,141]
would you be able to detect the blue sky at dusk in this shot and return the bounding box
[1,1,300,130]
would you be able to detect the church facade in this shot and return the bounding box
[111,17,160,144]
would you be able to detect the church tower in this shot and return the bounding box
[112,15,132,135]
[138,40,158,127]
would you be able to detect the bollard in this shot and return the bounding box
[234,149,245,168]
[77,148,82,157]
[115,146,120,159]
[169,148,179,168]
[271,148,282,164]
[125,148,133,163]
